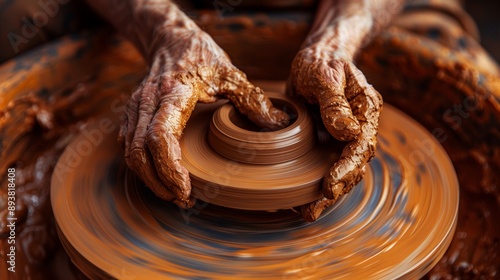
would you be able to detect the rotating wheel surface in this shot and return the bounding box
[181,92,341,210]
[52,94,459,279]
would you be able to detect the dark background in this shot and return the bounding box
[0,0,498,64]
[465,0,500,63]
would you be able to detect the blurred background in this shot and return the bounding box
[0,0,498,65]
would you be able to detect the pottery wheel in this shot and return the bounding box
[181,92,339,210]
[52,92,459,279]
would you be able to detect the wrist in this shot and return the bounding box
[300,40,356,63]
[303,1,373,60]
[129,2,201,64]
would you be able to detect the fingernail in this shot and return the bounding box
[331,117,360,141]
[333,116,359,132]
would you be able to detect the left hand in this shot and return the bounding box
[119,29,289,208]
[287,45,383,222]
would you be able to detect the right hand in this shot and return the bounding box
[287,46,383,222]
[119,29,289,208]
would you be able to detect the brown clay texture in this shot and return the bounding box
[181,92,339,210]
[51,84,459,279]
[1,10,499,276]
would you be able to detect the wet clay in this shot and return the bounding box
[1,4,500,276]
[85,0,291,209]
[181,92,340,210]
[51,100,459,279]
[84,0,405,219]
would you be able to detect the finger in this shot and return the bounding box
[125,81,190,205]
[218,68,290,130]
[324,155,368,200]
[344,63,383,127]
[299,164,366,222]
[121,55,165,147]
[118,82,142,151]
[295,197,336,222]
[323,64,382,200]
[146,79,198,206]
[297,167,366,222]
[315,64,361,141]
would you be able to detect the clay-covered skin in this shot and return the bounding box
[181,92,341,211]
[287,0,403,221]
[86,0,290,207]
[84,0,405,216]
[1,4,499,275]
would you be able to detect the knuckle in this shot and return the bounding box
[365,87,383,106]
[139,91,157,106]
[128,89,143,106]
[146,126,162,144]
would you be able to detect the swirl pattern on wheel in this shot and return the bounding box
[52,101,458,279]
[182,92,341,210]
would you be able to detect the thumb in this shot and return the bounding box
[218,68,290,130]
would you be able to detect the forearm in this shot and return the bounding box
[304,0,404,60]
[85,0,199,63]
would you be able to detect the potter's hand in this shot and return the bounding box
[119,30,289,208]
[288,49,382,221]
[288,0,403,221]
[85,0,288,207]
